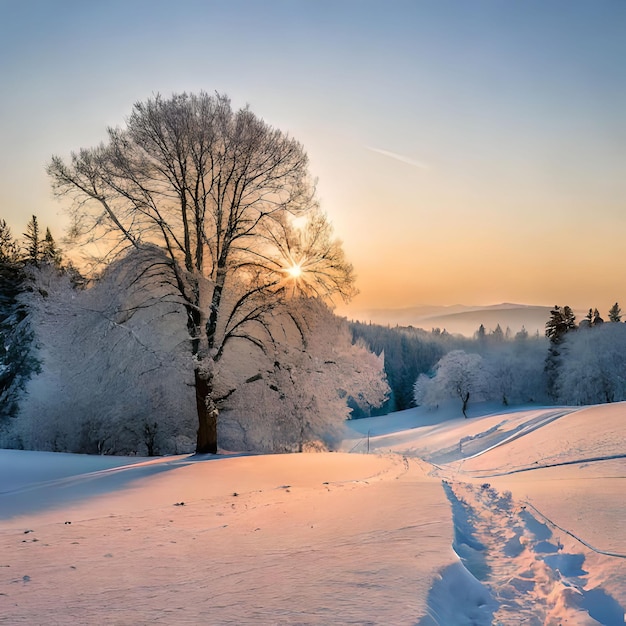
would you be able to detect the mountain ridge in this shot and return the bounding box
[348,303,561,337]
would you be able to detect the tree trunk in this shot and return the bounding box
[195,368,218,454]
[197,264,226,454]
[462,392,470,418]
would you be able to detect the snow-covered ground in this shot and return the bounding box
[1,403,624,624]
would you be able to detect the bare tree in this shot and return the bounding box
[47,92,355,453]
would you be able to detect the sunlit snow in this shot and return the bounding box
[1,403,624,624]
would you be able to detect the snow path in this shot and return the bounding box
[440,480,625,626]
[416,405,626,625]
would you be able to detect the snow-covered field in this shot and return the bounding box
[1,403,624,624]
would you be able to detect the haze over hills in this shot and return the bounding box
[348,303,569,337]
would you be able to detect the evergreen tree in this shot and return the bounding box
[490,324,504,342]
[515,325,528,342]
[41,228,62,267]
[475,324,486,342]
[0,220,19,263]
[0,248,39,423]
[580,308,594,329]
[544,305,576,399]
[593,308,604,326]
[608,302,621,323]
[545,305,576,342]
[22,215,41,267]
[565,306,577,329]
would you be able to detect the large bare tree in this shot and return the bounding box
[48,92,355,453]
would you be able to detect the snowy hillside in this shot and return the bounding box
[1,404,624,624]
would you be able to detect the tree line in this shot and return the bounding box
[354,303,626,418]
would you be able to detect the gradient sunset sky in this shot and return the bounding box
[1,1,625,318]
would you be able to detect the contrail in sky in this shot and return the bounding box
[366,146,429,170]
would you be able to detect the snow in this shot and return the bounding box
[1,402,625,624]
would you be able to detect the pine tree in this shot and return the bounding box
[608,302,622,323]
[491,324,504,342]
[544,305,576,400]
[41,228,62,267]
[545,305,576,343]
[0,250,39,422]
[22,215,41,267]
[593,308,604,326]
[515,325,528,342]
[563,306,576,333]
[0,220,19,263]
[475,324,486,342]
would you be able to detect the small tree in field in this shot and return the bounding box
[48,92,355,453]
[414,350,486,418]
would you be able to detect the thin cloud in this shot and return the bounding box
[366,146,429,170]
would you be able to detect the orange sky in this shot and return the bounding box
[2,2,625,320]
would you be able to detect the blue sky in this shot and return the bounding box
[2,1,625,314]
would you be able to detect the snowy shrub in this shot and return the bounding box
[6,249,196,454]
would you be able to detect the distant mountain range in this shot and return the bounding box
[348,303,565,337]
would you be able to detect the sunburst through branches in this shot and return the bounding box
[269,212,357,303]
[285,263,303,279]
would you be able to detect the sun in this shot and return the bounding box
[286,263,303,279]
